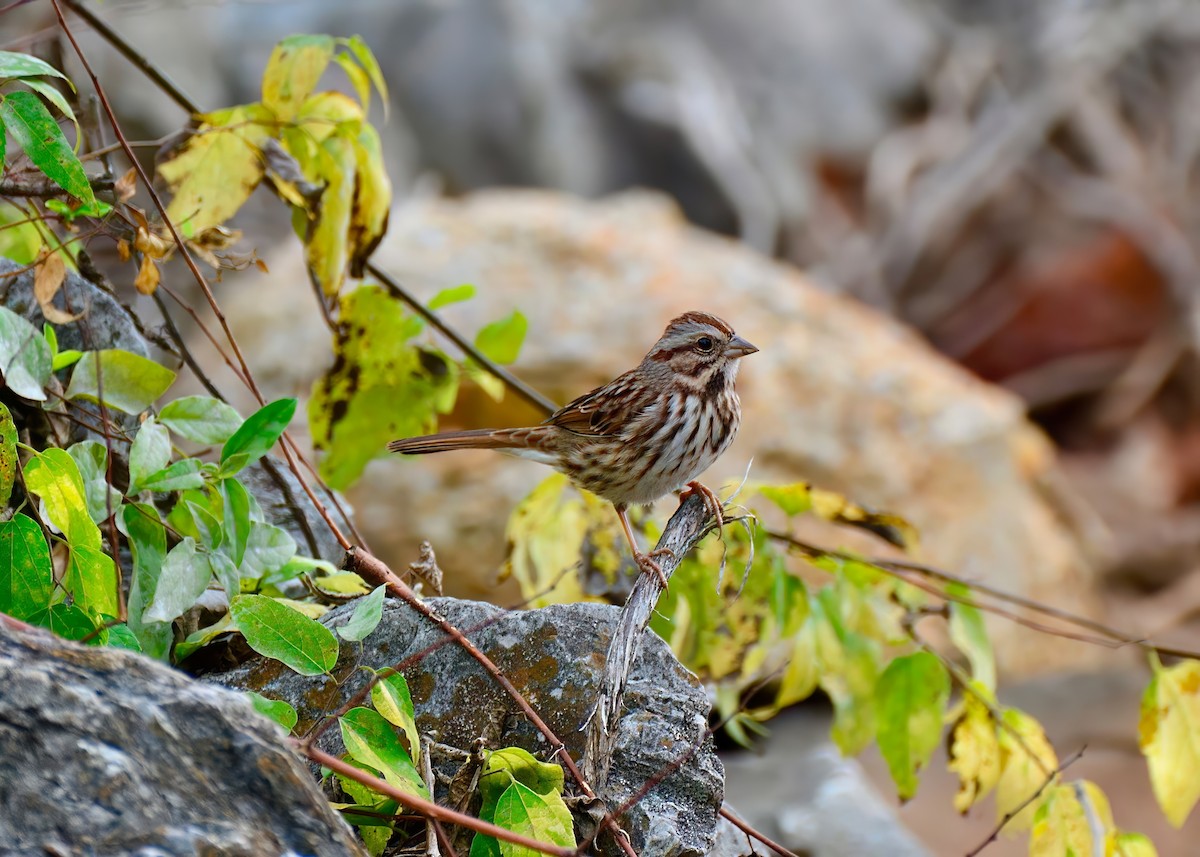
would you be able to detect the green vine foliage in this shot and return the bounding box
[0,33,1195,857]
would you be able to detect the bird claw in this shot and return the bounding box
[680,480,725,531]
[636,551,671,589]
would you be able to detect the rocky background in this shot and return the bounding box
[8,0,1200,854]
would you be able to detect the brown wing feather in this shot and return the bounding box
[545,371,640,437]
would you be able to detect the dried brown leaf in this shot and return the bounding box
[114,167,137,203]
[34,252,80,324]
[134,255,160,295]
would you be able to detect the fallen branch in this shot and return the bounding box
[581,493,711,791]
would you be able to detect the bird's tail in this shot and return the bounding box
[387,428,527,455]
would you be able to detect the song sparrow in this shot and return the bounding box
[388,311,757,586]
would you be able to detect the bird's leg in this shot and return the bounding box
[615,504,670,589]
[679,480,725,532]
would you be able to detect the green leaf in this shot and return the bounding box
[371,671,420,765]
[341,36,389,113]
[949,583,996,693]
[348,123,390,277]
[27,601,98,641]
[241,521,297,578]
[121,503,173,659]
[64,544,117,616]
[338,585,385,642]
[0,401,17,507]
[103,622,142,651]
[246,691,298,732]
[339,706,428,797]
[208,550,240,599]
[220,478,251,568]
[874,651,950,801]
[138,459,206,493]
[52,349,83,372]
[221,398,296,467]
[0,91,94,205]
[474,310,526,365]
[128,416,171,494]
[23,448,99,549]
[0,51,71,82]
[487,781,575,851]
[427,283,476,311]
[142,537,209,623]
[0,514,53,621]
[21,79,77,128]
[0,305,52,400]
[231,593,339,676]
[309,286,458,488]
[0,201,45,265]
[813,588,880,755]
[332,52,371,115]
[478,748,565,811]
[262,34,335,122]
[66,440,121,524]
[159,395,244,444]
[65,350,176,414]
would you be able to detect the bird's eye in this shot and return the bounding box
[697,336,714,352]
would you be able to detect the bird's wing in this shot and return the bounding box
[545,372,639,437]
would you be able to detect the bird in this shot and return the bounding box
[388,310,757,587]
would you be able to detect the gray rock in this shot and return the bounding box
[722,706,932,857]
[209,597,724,857]
[0,256,151,358]
[0,616,366,857]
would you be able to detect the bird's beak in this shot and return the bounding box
[725,335,758,358]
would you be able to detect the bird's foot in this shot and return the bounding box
[636,549,675,589]
[680,480,725,531]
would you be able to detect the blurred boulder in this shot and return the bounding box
[0,615,364,857]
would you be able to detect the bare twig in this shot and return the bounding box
[0,176,114,197]
[305,745,576,857]
[719,806,805,857]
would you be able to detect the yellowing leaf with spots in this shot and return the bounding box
[309,286,457,489]
[1139,658,1200,827]
[503,473,618,606]
[158,103,272,235]
[947,688,1001,813]
[995,707,1058,832]
[348,124,390,278]
[305,132,357,297]
[756,482,916,550]
[1029,781,1111,857]
[261,34,335,122]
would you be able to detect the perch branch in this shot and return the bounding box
[0,176,115,198]
[718,806,805,857]
[581,493,711,791]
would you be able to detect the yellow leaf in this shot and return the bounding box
[995,708,1059,833]
[1110,830,1160,857]
[947,689,1001,813]
[502,473,610,606]
[293,91,364,147]
[1029,783,1101,857]
[1139,659,1200,827]
[311,572,370,596]
[157,103,272,235]
[271,597,328,620]
[304,132,357,296]
[133,255,160,295]
[348,123,391,278]
[261,34,335,122]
